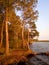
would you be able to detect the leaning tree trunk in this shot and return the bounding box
[5,8,9,55]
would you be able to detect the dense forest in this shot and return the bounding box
[0,0,39,55]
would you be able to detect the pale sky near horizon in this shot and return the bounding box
[36,0,49,40]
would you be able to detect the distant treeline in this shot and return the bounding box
[34,40,49,42]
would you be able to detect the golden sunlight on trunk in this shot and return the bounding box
[5,8,9,55]
[22,24,24,48]
[0,20,4,48]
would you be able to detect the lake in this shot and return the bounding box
[30,42,49,53]
[28,42,49,65]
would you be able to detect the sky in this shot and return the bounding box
[36,0,49,40]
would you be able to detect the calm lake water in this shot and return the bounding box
[30,42,49,53]
[28,42,49,65]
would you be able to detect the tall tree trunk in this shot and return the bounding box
[5,8,9,55]
[27,29,30,49]
[22,24,24,48]
[0,20,4,48]
[22,23,30,49]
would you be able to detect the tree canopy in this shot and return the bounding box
[0,0,39,54]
